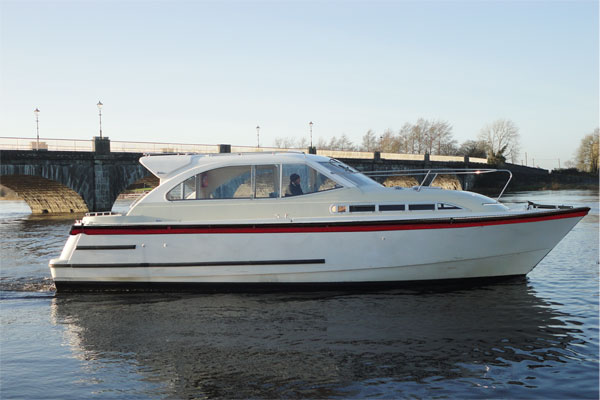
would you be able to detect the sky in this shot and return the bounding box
[1,0,598,170]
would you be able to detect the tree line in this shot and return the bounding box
[274,118,520,163]
[273,118,599,172]
[572,128,599,174]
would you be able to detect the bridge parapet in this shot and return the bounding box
[0,137,488,164]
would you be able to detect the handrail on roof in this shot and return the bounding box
[142,150,308,157]
[363,168,513,202]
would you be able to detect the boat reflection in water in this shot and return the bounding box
[50,279,591,398]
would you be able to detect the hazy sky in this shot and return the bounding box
[1,0,598,169]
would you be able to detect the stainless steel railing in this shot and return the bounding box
[363,168,513,201]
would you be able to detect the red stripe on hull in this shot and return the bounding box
[70,208,589,236]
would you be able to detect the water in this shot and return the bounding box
[1,192,598,399]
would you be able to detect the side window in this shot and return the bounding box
[255,165,280,198]
[282,164,341,197]
[211,166,252,199]
[183,176,196,199]
[166,182,183,200]
[166,175,196,201]
[165,164,285,201]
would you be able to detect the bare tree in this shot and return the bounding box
[379,129,400,153]
[336,133,356,151]
[429,120,454,155]
[398,119,455,155]
[316,137,330,149]
[273,136,308,149]
[360,129,378,152]
[477,119,520,163]
[575,128,599,174]
[457,140,487,158]
[273,137,294,148]
[315,135,357,151]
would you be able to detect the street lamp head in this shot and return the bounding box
[97,101,103,110]
[34,108,40,116]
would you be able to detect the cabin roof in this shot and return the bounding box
[140,152,332,181]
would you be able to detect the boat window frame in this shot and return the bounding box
[408,203,436,211]
[280,162,345,198]
[164,159,347,202]
[437,203,463,211]
[317,160,382,188]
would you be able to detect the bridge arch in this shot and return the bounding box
[0,150,150,212]
[0,175,88,214]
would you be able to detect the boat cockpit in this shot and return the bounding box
[150,153,381,203]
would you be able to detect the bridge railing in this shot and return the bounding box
[0,136,488,163]
[0,137,95,152]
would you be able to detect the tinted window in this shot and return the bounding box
[409,204,435,211]
[349,205,376,212]
[379,204,405,211]
[182,176,196,199]
[166,165,280,201]
[318,161,380,187]
[166,182,183,200]
[211,166,252,199]
[255,165,280,198]
[282,164,341,197]
[438,203,461,210]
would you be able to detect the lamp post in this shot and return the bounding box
[309,121,313,148]
[256,125,260,148]
[97,101,103,138]
[34,108,40,150]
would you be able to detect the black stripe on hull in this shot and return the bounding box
[51,259,326,268]
[53,275,527,293]
[76,245,136,250]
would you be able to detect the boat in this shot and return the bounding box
[49,152,590,291]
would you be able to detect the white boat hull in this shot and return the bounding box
[50,208,587,290]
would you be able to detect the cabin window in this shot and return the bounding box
[166,165,283,201]
[318,160,380,187]
[282,164,342,197]
[349,205,376,212]
[408,204,435,211]
[183,176,196,199]
[166,176,197,200]
[166,183,183,201]
[379,204,405,211]
[438,203,461,210]
[210,166,253,199]
[255,165,280,198]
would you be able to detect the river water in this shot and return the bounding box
[1,190,598,399]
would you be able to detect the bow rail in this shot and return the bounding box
[362,168,513,202]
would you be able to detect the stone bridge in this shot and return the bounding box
[0,142,496,214]
[0,149,149,214]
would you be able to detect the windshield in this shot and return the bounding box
[318,160,381,187]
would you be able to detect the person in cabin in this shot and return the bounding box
[287,173,303,196]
